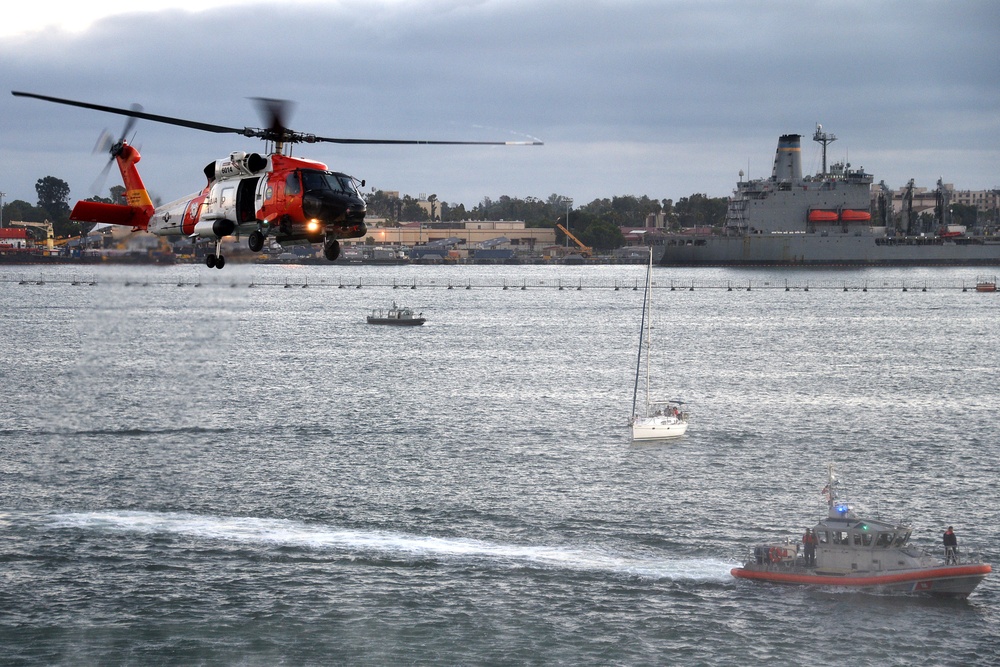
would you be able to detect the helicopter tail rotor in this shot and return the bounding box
[89,105,142,196]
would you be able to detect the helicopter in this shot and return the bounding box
[12,91,542,269]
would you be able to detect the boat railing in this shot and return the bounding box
[935,545,987,566]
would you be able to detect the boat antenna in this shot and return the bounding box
[813,123,837,176]
[822,463,838,507]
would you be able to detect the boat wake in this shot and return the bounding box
[48,510,732,583]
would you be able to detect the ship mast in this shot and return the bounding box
[813,124,837,176]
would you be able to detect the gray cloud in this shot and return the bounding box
[2,0,998,209]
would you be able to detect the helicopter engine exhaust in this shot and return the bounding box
[193,218,236,238]
[205,152,268,182]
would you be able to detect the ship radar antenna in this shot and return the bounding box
[813,123,837,176]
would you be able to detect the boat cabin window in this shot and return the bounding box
[876,533,893,547]
[817,530,829,544]
[861,533,872,547]
[832,530,849,545]
[892,531,910,547]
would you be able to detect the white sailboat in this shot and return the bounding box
[630,249,688,441]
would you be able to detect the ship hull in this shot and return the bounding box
[661,235,1000,267]
[731,563,992,598]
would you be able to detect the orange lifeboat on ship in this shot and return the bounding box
[839,209,872,222]
[807,210,839,223]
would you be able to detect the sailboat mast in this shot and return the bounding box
[631,249,652,417]
[644,249,652,411]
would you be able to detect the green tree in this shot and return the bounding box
[581,220,625,251]
[441,201,468,221]
[34,176,101,237]
[400,196,429,222]
[36,176,70,219]
[365,190,403,221]
[675,193,727,229]
[950,203,977,229]
[465,193,573,227]
[2,199,45,223]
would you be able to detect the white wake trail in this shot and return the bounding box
[49,510,733,582]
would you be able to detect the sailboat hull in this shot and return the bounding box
[631,416,688,441]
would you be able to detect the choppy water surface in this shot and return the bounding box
[2,264,998,665]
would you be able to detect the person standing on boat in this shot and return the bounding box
[802,528,818,567]
[943,526,959,564]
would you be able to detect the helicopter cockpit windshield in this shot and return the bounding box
[300,169,359,196]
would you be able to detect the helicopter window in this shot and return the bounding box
[285,172,301,196]
[300,169,358,195]
[301,170,327,192]
[333,174,358,195]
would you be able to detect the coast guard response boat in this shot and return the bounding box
[731,465,991,598]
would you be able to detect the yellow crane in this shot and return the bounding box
[555,223,592,257]
[10,220,55,250]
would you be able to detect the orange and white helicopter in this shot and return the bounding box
[13,91,541,269]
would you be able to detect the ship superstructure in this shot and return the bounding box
[661,127,1000,266]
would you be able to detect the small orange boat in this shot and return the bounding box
[807,209,839,223]
[839,209,871,222]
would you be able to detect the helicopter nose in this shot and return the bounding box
[302,191,366,224]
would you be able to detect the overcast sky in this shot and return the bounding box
[2,0,998,211]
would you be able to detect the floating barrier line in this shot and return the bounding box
[1,274,993,292]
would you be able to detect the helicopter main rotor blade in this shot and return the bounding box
[13,91,247,136]
[13,90,543,146]
[310,135,544,146]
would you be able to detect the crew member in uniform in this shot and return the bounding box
[802,528,818,567]
[943,526,959,564]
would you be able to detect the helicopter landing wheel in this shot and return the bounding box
[248,230,265,253]
[324,239,341,262]
[206,253,217,268]
[215,255,226,269]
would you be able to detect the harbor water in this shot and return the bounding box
[2,263,998,665]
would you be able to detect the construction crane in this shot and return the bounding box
[10,220,55,250]
[555,223,592,257]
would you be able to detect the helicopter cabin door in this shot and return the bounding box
[236,177,260,224]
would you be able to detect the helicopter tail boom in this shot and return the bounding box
[71,201,152,229]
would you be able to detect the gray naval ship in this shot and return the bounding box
[660,127,1000,266]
